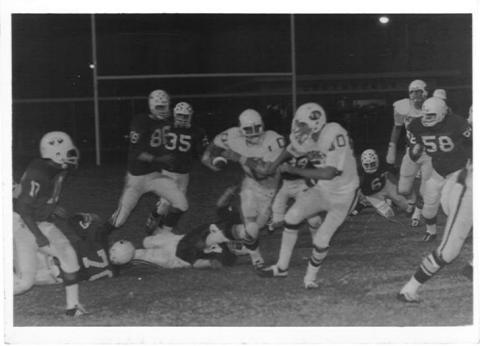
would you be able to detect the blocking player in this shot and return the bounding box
[386,80,431,227]
[407,97,472,242]
[358,149,411,218]
[256,102,359,289]
[24,213,117,286]
[145,101,209,233]
[397,162,472,302]
[202,109,286,268]
[13,131,85,316]
[109,90,188,233]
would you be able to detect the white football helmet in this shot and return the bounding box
[173,102,193,128]
[408,79,428,103]
[148,89,170,120]
[238,109,264,144]
[433,89,447,101]
[39,131,79,169]
[421,97,447,127]
[360,149,379,173]
[291,102,327,145]
[109,240,135,265]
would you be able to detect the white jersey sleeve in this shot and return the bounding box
[393,98,410,127]
[262,130,287,162]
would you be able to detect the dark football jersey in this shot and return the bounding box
[14,158,67,221]
[359,161,388,196]
[407,113,472,177]
[127,113,172,176]
[62,216,115,282]
[160,125,209,174]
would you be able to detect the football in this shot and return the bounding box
[212,156,228,170]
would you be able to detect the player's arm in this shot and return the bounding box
[461,122,473,159]
[13,175,50,247]
[406,124,424,162]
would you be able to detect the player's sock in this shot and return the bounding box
[414,251,446,284]
[424,216,437,235]
[276,228,298,270]
[163,207,184,229]
[65,283,80,310]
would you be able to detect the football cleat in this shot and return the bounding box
[65,304,87,317]
[256,265,288,278]
[396,292,420,303]
[304,280,319,289]
[422,232,437,242]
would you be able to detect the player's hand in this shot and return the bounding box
[408,143,424,162]
[153,153,175,165]
[221,149,241,162]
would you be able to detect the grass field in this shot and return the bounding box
[12,162,473,328]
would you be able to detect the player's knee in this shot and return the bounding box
[284,208,305,226]
[307,215,323,230]
[52,257,82,286]
[171,198,188,212]
[422,206,438,220]
[436,249,458,265]
[54,246,80,273]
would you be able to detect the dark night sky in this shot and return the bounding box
[12,14,472,99]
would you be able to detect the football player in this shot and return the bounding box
[23,213,116,286]
[407,97,472,241]
[358,149,411,218]
[108,90,188,233]
[256,102,359,289]
[13,131,85,316]
[110,221,237,269]
[386,80,432,227]
[145,101,209,234]
[398,162,472,302]
[201,109,286,268]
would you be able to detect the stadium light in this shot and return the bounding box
[379,16,390,25]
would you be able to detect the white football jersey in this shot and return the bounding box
[214,127,286,188]
[288,122,359,192]
[393,98,423,128]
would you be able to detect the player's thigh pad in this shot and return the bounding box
[422,170,445,219]
[148,174,188,211]
[399,152,420,194]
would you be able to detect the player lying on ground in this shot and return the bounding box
[398,162,472,302]
[357,149,411,218]
[109,217,239,269]
[13,131,85,316]
[202,108,286,268]
[255,102,360,288]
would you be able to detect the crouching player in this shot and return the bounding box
[13,131,85,316]
[257,102,359,288]
[109,222,237,269]
[358,149,411,218]
[202,109,285,268]
[397,162,472,302]
[20,213,116,287]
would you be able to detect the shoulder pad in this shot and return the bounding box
[393,98,410,115]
